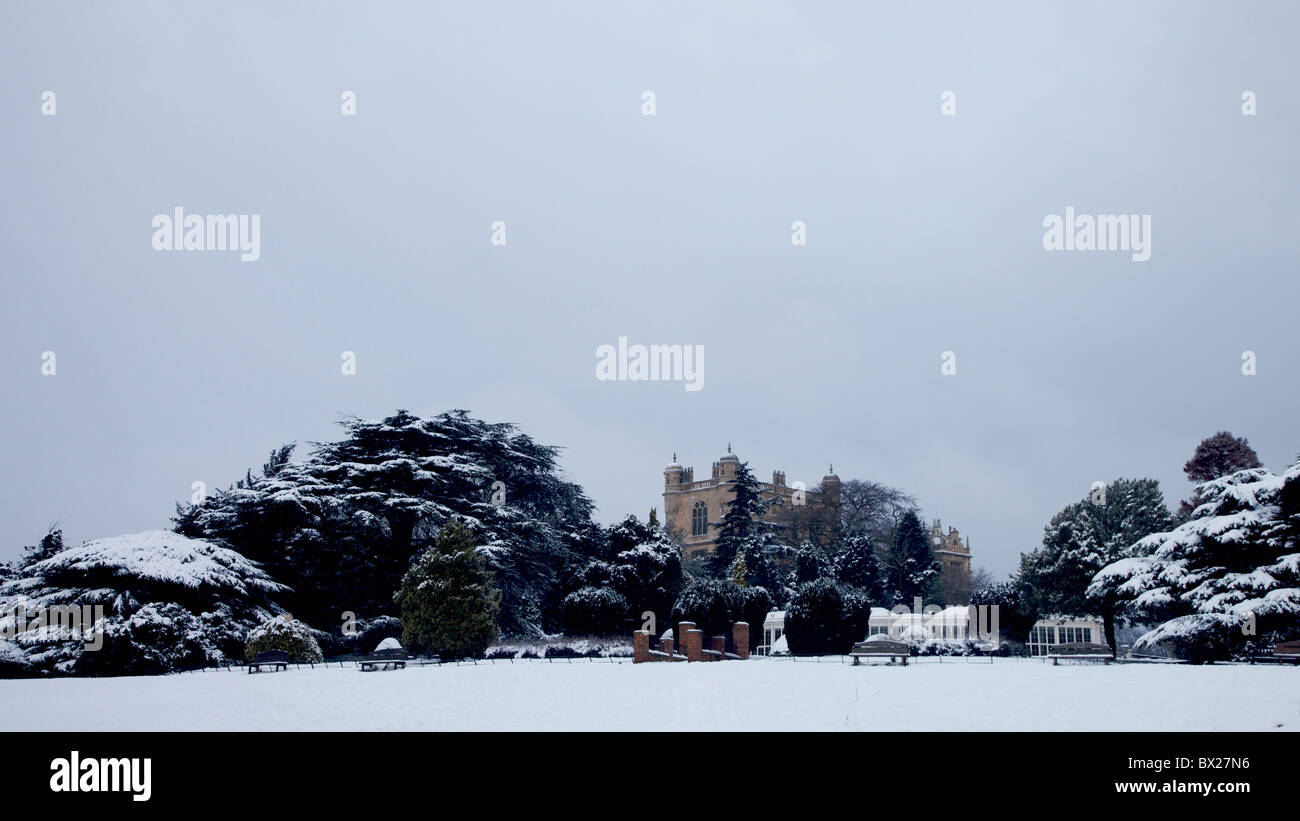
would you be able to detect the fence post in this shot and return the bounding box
[685,629,703,662]
[732,622,750,660]
[633,630,650,663]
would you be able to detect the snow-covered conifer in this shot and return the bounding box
[1090,460,1300,661]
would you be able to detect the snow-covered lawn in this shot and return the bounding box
[2,657,1297,731]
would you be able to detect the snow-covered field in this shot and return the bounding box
[2,657,1297,731]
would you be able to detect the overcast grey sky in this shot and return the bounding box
[2,1,1297,577]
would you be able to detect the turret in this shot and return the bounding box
[664,452,684,486]
[820,464,841,503]
[717,443,739,478]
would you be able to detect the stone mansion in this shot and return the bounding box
[663,447,841,561]
[663,447,973,603]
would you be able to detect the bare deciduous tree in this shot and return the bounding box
[838,479,917,550]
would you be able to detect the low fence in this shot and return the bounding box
[182,653,1000,672]
[175,655,637,673]
[765,654,997,665]
[172,650,1231,673]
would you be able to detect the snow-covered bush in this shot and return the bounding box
[0,530,287,676]
[895,625,931,648]
[670,578,735,636]
[839,586,872,646]
[561,586,628,636]
[245,616,323,663]
[543,645,589,659]
[728,584,774,646]
[785,579,847,655]
[784,580,876,655]
[1089,460,1300,662]
[916,638,978,656]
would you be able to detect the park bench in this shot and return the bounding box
[247,649,289,674]
[359,647,408,672]
[1249,639,1300,665]
[849,639,910,666]
[1047,642,1113,665]
[1274,640,1300,664]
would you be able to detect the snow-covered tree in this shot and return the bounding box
[20,527,66,567]
[886,511,938,605]
[670,578,736,636]
[612,537,682,622]
[835,533,884,600]
[395,521,500,659]
[1019,477,1173,654]
[0,530,286,676]
[970,578,1035,645]
[667,577,769,649]
[1184,432,1264,483]
[707,461,781,577]
[1089,460,1300,661]
[792,539,832,585]
[174,409,597,636]
[558,514,683,634]
[1177,432,1263,519]
[735,529,789,604]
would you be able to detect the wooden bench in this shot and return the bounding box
[247,649,289,674]
[1249,639,1300,665]
[359,647,408,672]
[1047,642,1113,665]
[1274,640,1300,664]
[849,639,909,666]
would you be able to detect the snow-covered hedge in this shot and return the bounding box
[561,586,628,636]
[485,637,634,659]
[915,638,979,656]
[245,616,323,663]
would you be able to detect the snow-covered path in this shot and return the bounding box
[2,658,1297,731]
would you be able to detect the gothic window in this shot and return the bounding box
[691,501,708,536]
